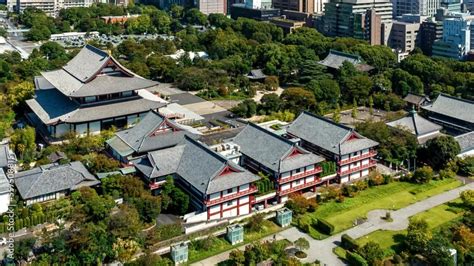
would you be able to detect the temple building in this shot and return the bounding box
[14,162,99,206]
[422,94,474,134]
[232,123,327,203]
[133,136,260,220]
[106,110,201,163]
[26,45,166,142]
[386,109,443,144]
[287,112,378,183]
[318,50,374,72]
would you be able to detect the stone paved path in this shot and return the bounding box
[192,182,474,266]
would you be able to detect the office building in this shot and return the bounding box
[420,18,443,55]
[322,0,392,38]
[388,19,421,52]
[272,0,315,13]
[230,3,281,20]
[196,0,226,14]
[432,14,471,59]
[12,0,94,17]
[394,0,441,17]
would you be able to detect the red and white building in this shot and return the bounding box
[287,112,379,183]
[133,136,260,220]
[233,123,330,203]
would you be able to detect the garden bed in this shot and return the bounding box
[299,178,461,236]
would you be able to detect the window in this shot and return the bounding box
[227,188,233,194]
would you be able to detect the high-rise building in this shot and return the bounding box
[432,13,472,59]
[362,9,382,45]
[272,0,315,13]
[420,18,443,55]
[314,0,328,13]
[394,0,441,17]
[322,0,392,38]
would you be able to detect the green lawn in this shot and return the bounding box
[356,199,465,256]
[187,220,284,263]
[301,179,461,235]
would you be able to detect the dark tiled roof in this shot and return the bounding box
[386,111,442,137]
[247,69,267,80]
[287,111,378,155]
[134,137,259,195]
[318,50,373,72]
[455,131,474,153]
[40,45,159,97]
[403,93,429,105]
[27,90,166,125]
[422,94,474,124]
[0,144,16,168]
[108,111,199,157]
[233,123,324,173]
[0,169,9,195]
[14,162,99,200]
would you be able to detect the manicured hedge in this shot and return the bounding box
[347,251,368,266]
[315,218,334,235]
[341,234,359,251]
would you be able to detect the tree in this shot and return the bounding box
[14,237,36,261]
[112,238,140,263]
[231,99,257,118]
[286,194,317,215]
[264,76,279,90]
[247,213,265,232]
[259,93,283,114]
[39,41,68,61]
[26,25,51,41]
[229,249,245,265]
[294,237,310,252]
[357,241,384,265]
[83,153,120,174]
[460,190,474,209]
[351,98,358,119]
[405,219,431,254]
[184,8,207,25]
[6,81,34,107]
[419,136,461,170]
[11,126,36,162]
[108,205,141,239]
[424,234,456,266]
[368,95,374,115]
[333,103,341,123]
[411,166,434,184]
[280,87,316,113]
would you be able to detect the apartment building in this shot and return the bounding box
[233,123,328,203]
[388,20,421,52]
[272,0,315,13]
[196,0,226,14]
[12,0,94,17]
[133,136,260,220]
[287,112,378,183]
[394,0,440,17]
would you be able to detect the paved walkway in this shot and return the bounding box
[192,182,474,266]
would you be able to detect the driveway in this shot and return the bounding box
[192,182,474,266]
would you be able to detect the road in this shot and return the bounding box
[192,182,474,266]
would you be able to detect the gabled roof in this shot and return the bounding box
[233,123,324,173]
[403,93,430,106]
[247,69,267,80]
[455,131,474,154]
[39,45,159,97]
[422,94,474,124]
[318,50,374,71]
[14,162,99,200]
[133,137,259,195]
[287,111,378,156]
[107,110,199,157]
[386,111,442,138]
[0,143,16,168]
[176,137,259,195]
[0,169,9,195]
[26,89,166,125]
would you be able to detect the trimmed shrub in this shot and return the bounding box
[347,251,369,266]
[315,218,334,235]
[341,234,359,251]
